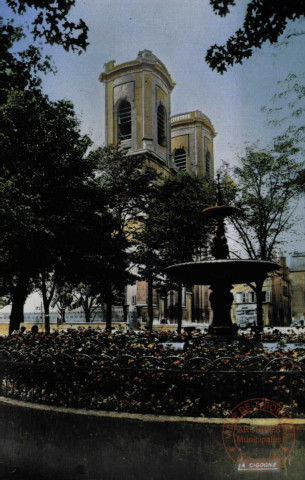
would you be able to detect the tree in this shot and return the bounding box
[262,72,305,192]
[0,21,56,104]
[134,173,215,332]
[69,284,103,323]
[206,1,305,73]
[36,271,57,333]
[1,90,105,334]
[229,145,301,260]
[3,0,88,53]
[1,0,88,103]
[221,141,303,325]
[94,145,159,331]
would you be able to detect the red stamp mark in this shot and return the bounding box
[222,398,295,471]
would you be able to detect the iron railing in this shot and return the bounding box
[0,352,304,417]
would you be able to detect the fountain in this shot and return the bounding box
[166,176,279,337]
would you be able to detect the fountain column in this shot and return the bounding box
[208,282,236,335]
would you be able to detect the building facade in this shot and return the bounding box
[290,252,305,324]
[232,256,291,327]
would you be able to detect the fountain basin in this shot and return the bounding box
[166,259,279,285]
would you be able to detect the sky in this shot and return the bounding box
[2,0,305,310]
[3,0,305,163]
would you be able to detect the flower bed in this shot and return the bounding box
[1,329,305,417]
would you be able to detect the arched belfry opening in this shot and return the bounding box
[117,100,132,141]
[174,148,187,172]
[157,105,167,147]
[206,151,211,176]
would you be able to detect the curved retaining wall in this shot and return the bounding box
[0,397,305,480]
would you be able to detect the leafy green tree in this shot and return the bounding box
[94,145,159,331]
[131,212,163,332]
[228,145,301,260]
[0,21,55,104]
[36,271,57,333]
[206,1,305,73]
[1,90,104,334]
[134,173,215,332]
[262,72,305,192]
[50,284,74,323]
[69,284,103,323]
[3,0,88,52]
[221,142,303,325]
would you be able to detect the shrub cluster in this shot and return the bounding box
[1,329,305,417]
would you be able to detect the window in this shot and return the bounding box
[242,291,255,303]
[262,291,271,303]
[235,291,256,303]
[117,100,131,140]
[206,151,211,175]
[174,148,187,172]
[157,105,167,146]
[235,292,242,303]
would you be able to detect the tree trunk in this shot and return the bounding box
[169,291,174,323]
[163,292,168,320]
[40,273,56,335]
[9,275,29,334]
[84,296,91,323]
[84,306,90,323]
[106,300,112,332]
[41,283,50,334]
[44,304,50,334]
[147,277,153,332]
[177,283,183,334]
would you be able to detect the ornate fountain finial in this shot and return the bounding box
[216,174,224,206]
[209,175,229,259]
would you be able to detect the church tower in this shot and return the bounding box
[99,49,176,177]
[171,110,216,177]
[99,52,216,325]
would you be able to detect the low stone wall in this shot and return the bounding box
[0,397,304,480]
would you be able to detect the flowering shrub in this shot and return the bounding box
[1,329,305,417]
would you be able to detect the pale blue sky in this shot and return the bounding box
[2,0,305,259]
[3,0,305,164]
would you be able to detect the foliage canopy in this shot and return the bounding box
[4,0,88,52]
[206,1,305,73]
[222,142,302,260]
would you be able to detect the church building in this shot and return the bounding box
[99,50,215,324]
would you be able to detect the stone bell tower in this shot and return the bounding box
[171,110,216,178]
[99,50,176,177]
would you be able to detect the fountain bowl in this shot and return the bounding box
[166,259,279,285]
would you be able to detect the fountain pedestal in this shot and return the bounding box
[208,282,238,336]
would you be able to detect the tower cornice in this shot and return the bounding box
[99,50,175,91]
[171,110,216,137]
